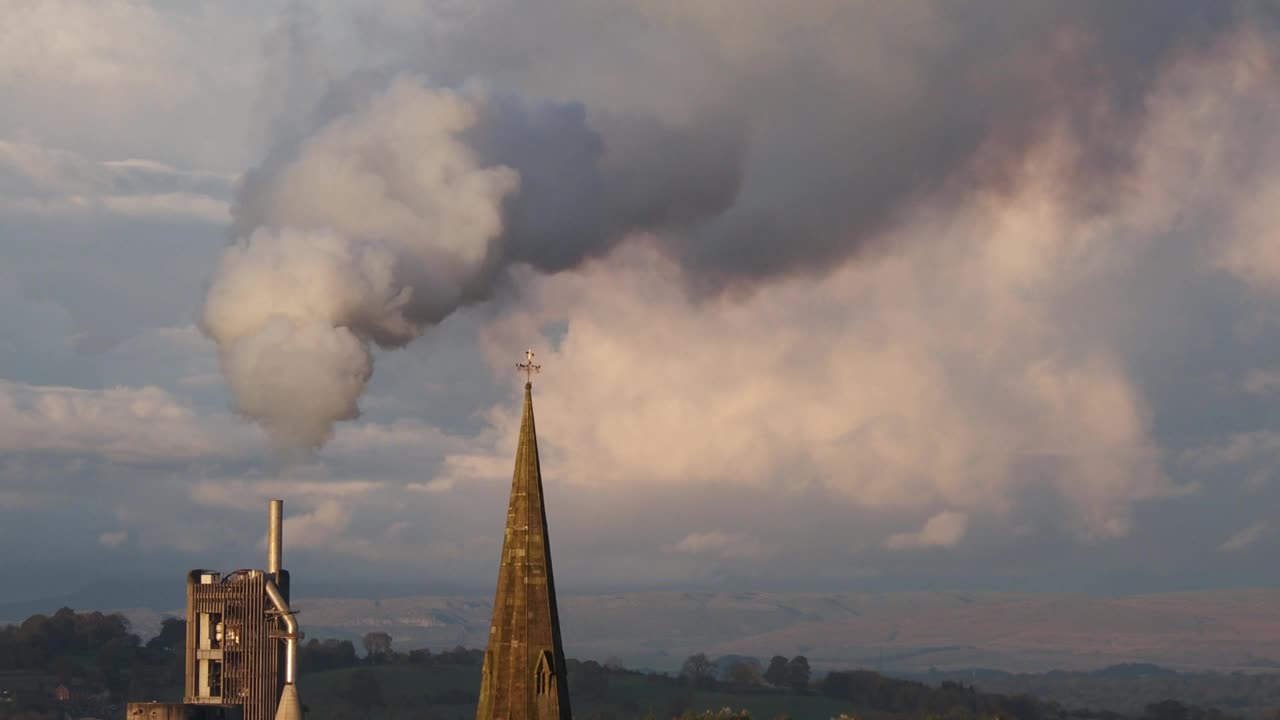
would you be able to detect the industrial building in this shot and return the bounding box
[128,500,302,720]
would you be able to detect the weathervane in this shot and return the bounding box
[517,349,541,383]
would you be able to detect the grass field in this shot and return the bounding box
[297,663,858,720]
[299,663,477,720]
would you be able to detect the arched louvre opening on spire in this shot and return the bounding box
[535,650,554,696]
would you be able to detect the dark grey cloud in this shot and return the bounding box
[354,0,1253,288]
[233,73,744,293]
[467,98,744,277]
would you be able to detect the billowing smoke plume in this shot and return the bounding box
[202,77,740,447]
[204,1,1257,449]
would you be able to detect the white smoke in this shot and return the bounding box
[202,75,739,448]
[202,79,516,447]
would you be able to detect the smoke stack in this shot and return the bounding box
[267,499,282,579]
[263,498,301,720]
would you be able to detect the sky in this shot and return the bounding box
[2,1,1280,605]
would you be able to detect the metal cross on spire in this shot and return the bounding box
[517,349,541,383]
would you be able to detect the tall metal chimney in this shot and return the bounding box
[263,499,301,720]
[267,499,282,580]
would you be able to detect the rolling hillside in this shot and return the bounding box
[110,588,1280,673]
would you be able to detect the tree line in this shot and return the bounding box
[678,653,811,692]
[297,631,486,673]
[0,608,187,720]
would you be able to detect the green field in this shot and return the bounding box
[297,663,857,720]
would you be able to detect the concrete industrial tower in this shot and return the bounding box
[128,500,302,720]
[183,500,302,720]
[476,352,572,720]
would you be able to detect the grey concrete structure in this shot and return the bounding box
[182,501,300,720]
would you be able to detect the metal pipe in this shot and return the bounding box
[267,499,282,578]
[263,578,297,685]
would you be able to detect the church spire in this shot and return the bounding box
[476,352,571,720]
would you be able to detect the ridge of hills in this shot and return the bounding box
[94,588,1280,674]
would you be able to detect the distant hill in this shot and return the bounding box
[0,577,185,625]
[100,588,1280,674]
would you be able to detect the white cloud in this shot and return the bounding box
[1186,431,1280,470]
[191,475,384,513]
[1138,34,1280,294]
[0,490,45,509]
[1244,369,1280,396]
[406,479,457,494]
[327,418,463,455]
[282,499,351,549]
[1221,522,1269,552]
[0,380,249,461]
[472,210,1170,540]
[98,531,128,548]
[188,471,413,562]
[0,1,260,169]
[886,511,970,550]
[0,141,232,222]
[1222,175,1280,293]
[668,531,765,560]
[451,30,1280,547]
[278,498,392,561]
[99,193,230,223]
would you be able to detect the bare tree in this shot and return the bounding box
[361,632,393,663]
[680,653,715,688]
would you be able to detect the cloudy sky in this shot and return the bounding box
[2,1,1280,605]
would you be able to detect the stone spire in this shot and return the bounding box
[476,356,572,720]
